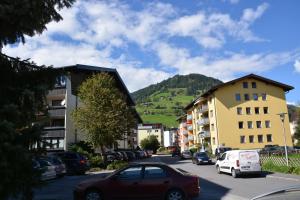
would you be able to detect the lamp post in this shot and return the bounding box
[278,113,289,166]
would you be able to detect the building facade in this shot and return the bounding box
[41,64,142,151]
[137,123,164,147]
[180,74,294,154]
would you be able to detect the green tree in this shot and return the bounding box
[140,135,160,153]
[0,0,75,47]
[72,73,137,155]
[294,111,300,146]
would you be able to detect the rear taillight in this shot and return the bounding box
[236,160,240,167]
[80,160,86,164]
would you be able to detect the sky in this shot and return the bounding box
[3,0,300,104]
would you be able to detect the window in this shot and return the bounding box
[240,136,246,144]
[265,120,271,128]
[256,121,262,128]
[249,135,254,143]
[252,82,257,88]
[212,137,216,145]
[210,110,214,118]
[235,93,241,101]
[255,107,260,114]
[155,130,159,132]
[267,134,272,142]
[238,121,244,129]
[246,107,251,115]
[263,107,269,114]
[52,100,63,106]
[244,94,250,101]
[118,167,142,180]
[262,93,267,101]
[253,93,258,101]
[144,166,166,178]
[147,130,151,133]
[258,135,263,143]
[51,119,64,127]
[211,124,215,131]
[243,82,248,88]
[247,121,253,129]
[237,107,242,115]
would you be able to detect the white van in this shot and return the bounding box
[215,150,261,178]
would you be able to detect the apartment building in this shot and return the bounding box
[182,74,294,153]
[137,123,164,147]
[41,64,142,151]
[177,115,189,151]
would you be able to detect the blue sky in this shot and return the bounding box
[3,0,300,104]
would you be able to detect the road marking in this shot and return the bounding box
[267,175,300,182]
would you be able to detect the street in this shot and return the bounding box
[34,155,300,200]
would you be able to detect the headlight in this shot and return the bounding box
[198,158,202,161]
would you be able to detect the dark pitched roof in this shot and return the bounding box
[56,64,135,106]
[184,73,294,111]
[202,73,294,97]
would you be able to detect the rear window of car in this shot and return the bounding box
[239,151,259,161]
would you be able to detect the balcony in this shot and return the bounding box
[197,118,210,126]
[187,125,193,131]
[182,130,188,135]
[188,135,194,141]
[181,122,187,128]
[183,138,189,144]
[199,105,208,113]
[187,115,192,121]
[48,107,66,117]
[42,127,65,138]
[48,88,66,97]
[199,131,211,138]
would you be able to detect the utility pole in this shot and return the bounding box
[278,113,289,166]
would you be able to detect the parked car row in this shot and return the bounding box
[104,150,152,163]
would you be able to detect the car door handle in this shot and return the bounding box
[163,181,169,184]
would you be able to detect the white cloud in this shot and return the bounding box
[154,42,300,81]
[167,3,268,49]
[294,60,300,73]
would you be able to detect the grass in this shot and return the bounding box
[136,88,195,128]
[262,161,300,175]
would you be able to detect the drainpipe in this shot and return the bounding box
[213,94,220,151]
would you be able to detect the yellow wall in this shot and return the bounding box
[137,129,163,146]
[213,78,293,150]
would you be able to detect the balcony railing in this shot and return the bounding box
[42,127,65,138]
[183,138,189,144]
[197,118,210,126]
[188,135,194,141]
[181,122,187,128]
[182,130,188,135]
[48,108,65,117]
[187,125,193,131]
[187,115,192,121]
[199,131,211,138]
[48,88,66,96]
[199,105,208,113]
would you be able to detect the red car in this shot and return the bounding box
[74,162,200,200]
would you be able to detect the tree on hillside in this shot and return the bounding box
[140,135,160,154]
[72,73,137,155]
[0,0,75,47]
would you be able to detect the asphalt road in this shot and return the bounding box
[34,154,300,200]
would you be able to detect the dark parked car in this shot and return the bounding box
[171,149,181,157]
[215,147,232,159]
[52,152,90,175]
[46,155,66,177]
[192,152,212,165]
[74,162,200,200]
[124,151,136,161]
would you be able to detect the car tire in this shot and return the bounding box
[85,189,102,200]
[216,165,221,174]
[166,189,185,200]
[231,168,237,178]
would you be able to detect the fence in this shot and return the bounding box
[260,155,300,167]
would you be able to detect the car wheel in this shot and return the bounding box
[231,168,237,178]
[216,165,221,174]
[166,189,184,200]
[85,189,102,200]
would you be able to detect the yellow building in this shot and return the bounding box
[137,123,164,147]
[183,74,294,154]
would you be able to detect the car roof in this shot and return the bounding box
[128,162,169,167]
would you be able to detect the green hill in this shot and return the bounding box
[132,74,223,128]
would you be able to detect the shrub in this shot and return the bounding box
[262,161,300,175]
[89,155,104,168]
[189,148,198,155]
[157,147,167,152]
[106,161,128,170]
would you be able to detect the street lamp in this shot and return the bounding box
[278,113,289,166]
